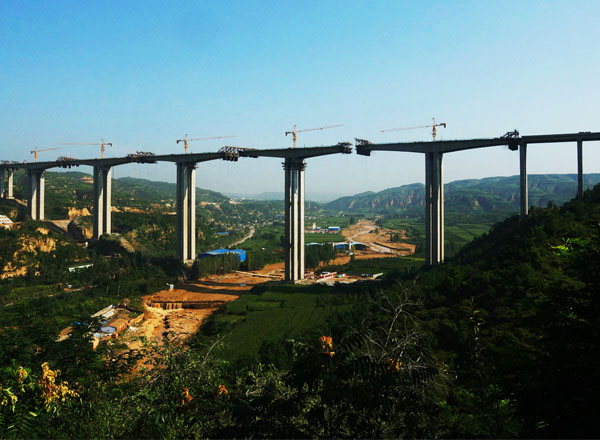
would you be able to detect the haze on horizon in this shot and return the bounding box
[1,0,599,198]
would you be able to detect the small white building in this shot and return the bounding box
[0,215,13,229]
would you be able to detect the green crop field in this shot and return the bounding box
[197,285,360,363]
[322,256,423,275]
[381,215,500,257]
[304,232,344,243]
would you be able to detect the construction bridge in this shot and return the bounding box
[0,130,598,279]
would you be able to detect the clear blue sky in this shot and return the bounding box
[1,0,599,198]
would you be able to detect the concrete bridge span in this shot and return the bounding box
[0,152,239,262]
[1,130,596,278]
[0,144,352,280]
[357,130,600,265]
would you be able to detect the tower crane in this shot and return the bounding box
[381,118,447,141]
[285,124,343,149]
[58,139,113,158]
[176,135,235,154]
[30,147,61,162]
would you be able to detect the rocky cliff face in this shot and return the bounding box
[1,232,58,278]
[67,207,91,219]
[326,174,600,214]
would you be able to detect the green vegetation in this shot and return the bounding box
[196,285,354,366]
[322,255,423,275]
[239,223,284,265]
[2,177,600,437]
[380,212,507,257]
[190,253,241,279]
[304,232,344,243]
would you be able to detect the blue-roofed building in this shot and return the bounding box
[333,242,368,251]
[327,226,341,233]
[197,248,246,262]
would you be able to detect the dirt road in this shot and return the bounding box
[342,219,416,255]
[229,226,255,247]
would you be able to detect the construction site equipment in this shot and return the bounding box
[176,135,235,154]
[59,139,112,158]
[381,118,447,141]
[126,151,155,158]
[285,124,343,149]
[31,147,61,162]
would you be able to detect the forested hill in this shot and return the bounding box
[10,171,230,214]
[403,183,600,437]
[113,176,229,203]
[326,173,600,214]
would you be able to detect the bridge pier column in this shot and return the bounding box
[176,163,196,263]
[284,158,305,281]
[0,169,4,198]
[520,143,528,216]
[28,170,45,220]
[577,140,583,198]
[93,166,112,239]
[6,169,13,199]
[425,152,444,265]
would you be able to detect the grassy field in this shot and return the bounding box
[381,216,502,257]
[304,232,345,243]
[196,284,361,363]
[322,256,424,276]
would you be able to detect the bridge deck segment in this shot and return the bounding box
[356,131,599,265]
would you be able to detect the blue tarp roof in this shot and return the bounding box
[198,248,246,262]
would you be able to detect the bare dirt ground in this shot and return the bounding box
[117,219,413,355]
[120,270,282,354]
[342,219,416,256]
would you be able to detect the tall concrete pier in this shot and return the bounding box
[425,152,444,264]
[27,170,45,220]
[6,170,12,198]
[149,151,238,263]
[93,166,113,238]
[519,143,528,216]
[0,168,14,199]
[357,130,600,265]
[176,163,197,262]
[284,158,306,280]
[577,140,584,198]
[240,143,352,281]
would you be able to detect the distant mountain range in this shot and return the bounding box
[14,171,599,219]
[325,174,600,215]
[225,191,345,202]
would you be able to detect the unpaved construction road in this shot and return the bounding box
[342,219,416,255]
